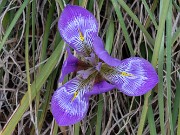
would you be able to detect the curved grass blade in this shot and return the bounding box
[111,0,134,56]
[1,40,65,135]
[172,27,180,46]
[117,0,154,45]
[0,0,30,52]
[144,0,159,29]
[173,0,180,11]
[32,1,56,133]
[137,0,170,134]
[36,68,59,134]
[141,0,158,29]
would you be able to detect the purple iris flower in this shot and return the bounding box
[51,5,158,126]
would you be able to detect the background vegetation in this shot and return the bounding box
[0,0,180,134]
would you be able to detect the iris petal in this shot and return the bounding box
[59,48,79,82]
[101,57,158,96]
[51,76,95,126]
[85,80,116,96]
[58,5,98,55]
[93,36,121,66]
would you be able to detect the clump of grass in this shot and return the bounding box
[0,0,179,134]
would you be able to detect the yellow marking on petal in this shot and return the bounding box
[78,29,84,41]
[121,71,133,76]
[71,91,79,102]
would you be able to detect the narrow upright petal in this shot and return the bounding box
[101,57,158,96]
[58,5,98,55]
[51,76,95,126]
[59,48,79,82]
[93,36,121,66]
[85,80,116,96]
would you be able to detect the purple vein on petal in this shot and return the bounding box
[101,57,158,96]
[51,76,95,126]
[58,5,98,55]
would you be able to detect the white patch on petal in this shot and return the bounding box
[60,14,97,53]
[54,76,94,116]
[102,59,149,95]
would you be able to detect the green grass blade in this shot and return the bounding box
[40,0,55,66]
[137,0,170,134]
[38,68,59,131]
[111,0,134,56]
[33,31,62,134]
[173,0,180,11]
[151,2,170,66]
[25,4,37,133]
[0,0,30,52]
[25,2,31,97]
[32,0,36,81]
[105,19,114,54]
[158,36,165,135]
[95,94,104,135]
[178,107,180,135]
[141,0,158,29]
[30,68,59,135]
[98,0,105,10]
[25,2,33,127]
[157,2,165,134]
[1,40,64,135]
[137,92,151,135]
[74,122,80,135]
[34,1,56,132]
[0,0,7,15]
[31,3,37,130]
[79,0,88,7]
[172,27,180,46]
[144,0,158,29]
[176,79,180,135]
[55,0,65,10]
[166,1,174,134]
[31,0,38,134]
[117,0,154,45]
[50,120,59,135]
[147,96,157,135]
[172,78,180,130]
